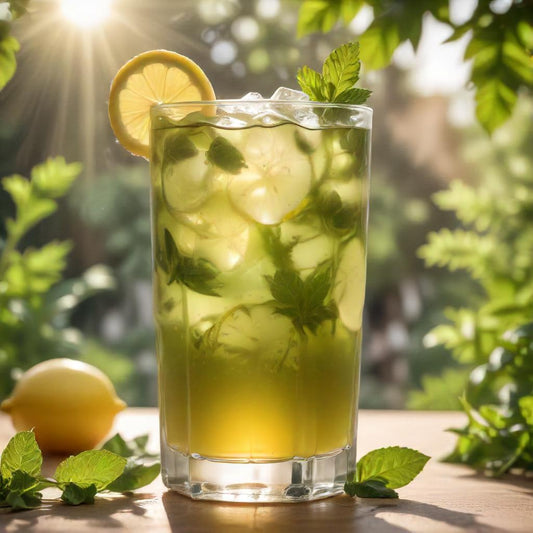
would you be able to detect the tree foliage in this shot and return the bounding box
[298,0,533,133]
[0,158,132,398]
[0,0,29,90]
[415,101,533,474]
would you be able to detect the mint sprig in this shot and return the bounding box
[265,262,337,334]
[297,41,371,105]
[345,446,430,498]
[0,430,160,511]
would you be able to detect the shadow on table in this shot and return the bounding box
[456,469,533,497]
[0,493,153,530]
[162,492,504,533]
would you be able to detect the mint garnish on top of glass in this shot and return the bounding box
[297,41,372,104]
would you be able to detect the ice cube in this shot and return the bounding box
[223,92,267,116]
[270,87,309,101]
[241,92,264,100]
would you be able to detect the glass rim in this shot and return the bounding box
[152,99,373,115]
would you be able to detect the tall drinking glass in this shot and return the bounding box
[149,101,372,502]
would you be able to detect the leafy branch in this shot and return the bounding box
[298,0,533,133]
[0,0,30,90]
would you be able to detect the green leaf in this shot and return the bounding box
[7,470,40,493]
[0,431,42,479]
[0,470,42,510]
[5,489,42,510]
[265,262,337,333]
[8,0,31,19]
[322,41,361,98]
[359,18,401,70]
[61,483,97,505]
[164,133,198,163]
[105,458,160,493]
[31,157,82,198]
[356,446,430,489]
[296,66,325,102]
[519,396,533,425]
[407,367,469,410]
[297,0,340,37]
[54,450,127,491]
[0,34,19,90]
[297,41,371,104]
[162,229,221,296]
[2,174,31,206]
[334,87,373,105]
[418,229,496,279]
[101,433,157,459]
[475,78,517,135]
[345,479,399,498]
[101,433,135,457]
[206,136,247,174]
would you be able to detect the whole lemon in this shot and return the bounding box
[0,358,126,454]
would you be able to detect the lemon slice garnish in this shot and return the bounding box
[108,50,215,158]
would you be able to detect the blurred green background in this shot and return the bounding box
[1,0,532,418]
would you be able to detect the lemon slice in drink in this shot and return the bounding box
[108,50,215,158]
[227,127,312,225]
[333,238,367,331]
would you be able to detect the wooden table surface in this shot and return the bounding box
[0,408,531,532]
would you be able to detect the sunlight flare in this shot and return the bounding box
[61,0,112,28]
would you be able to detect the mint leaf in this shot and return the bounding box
[8,470,40,493]
[101,434,135,457]
[297,41,371,105]
[357,446,430,489]
[105,459,160,493]
[322,42,361,98]
[266,262,337,334]
[0,470,43,510]
[162,229,221,296]
[101,433,157,459]
[334,88,372,105]
[206,136,247,174]
[296,66,324,102]
[54,450,127,491]
[344,479,398,499]
[0,431,42,479]
[164,133,198,163]
[5,490,42,510]
[61,483,98,505]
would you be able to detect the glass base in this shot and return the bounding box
[161,442,355,503]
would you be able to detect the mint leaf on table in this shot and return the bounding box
[101,433,157,458]
[61,483,98,506]
[101,434,160,493]
[105,459,160,493]
[0,470,43,510]
[0,431,42,479]
[345,446,430,499]
[345,479,399,499]
[162,229,221,296]
[54,450,127,491]
[297,41,371,105]
[206,136,247,174]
